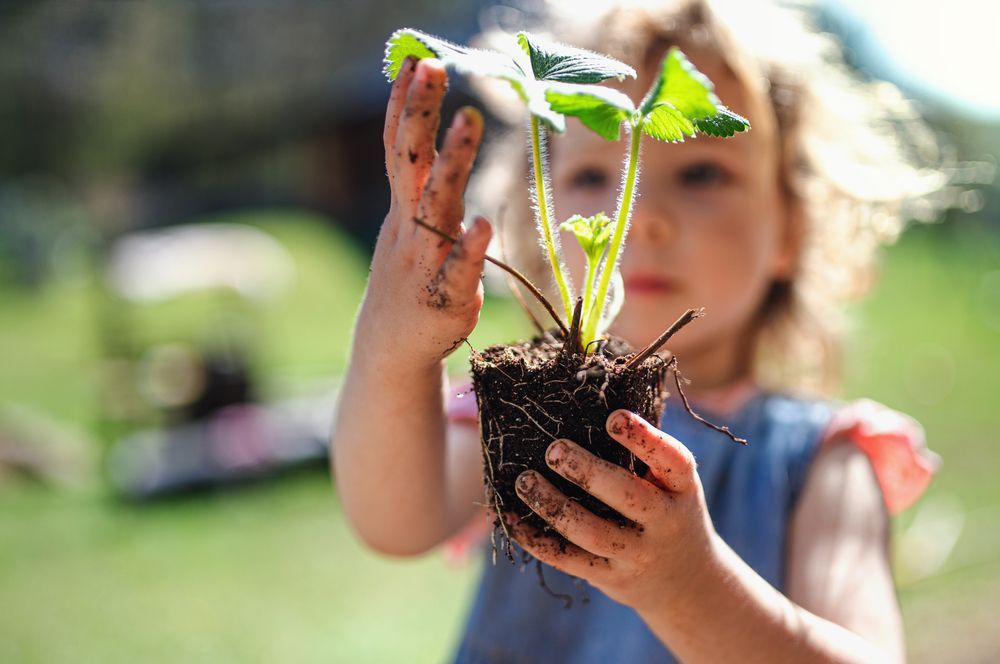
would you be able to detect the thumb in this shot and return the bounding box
[434,216,492,306]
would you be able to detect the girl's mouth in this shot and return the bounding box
[623,274,678,295]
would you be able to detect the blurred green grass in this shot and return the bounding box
[844,223,1000,662]
[0,473,481,663]
[0,213,998,662]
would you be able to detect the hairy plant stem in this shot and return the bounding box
[580,250,599,330]
[584,123,642,345]
[530,115,573,325]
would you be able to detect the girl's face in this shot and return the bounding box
[550,52,796,389]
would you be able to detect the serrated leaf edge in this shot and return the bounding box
[516,31,637,83]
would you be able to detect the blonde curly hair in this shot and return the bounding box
[467,0,945,395]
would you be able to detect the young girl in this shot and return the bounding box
[332,1,941,661]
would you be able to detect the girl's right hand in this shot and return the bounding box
[357,57,492,371]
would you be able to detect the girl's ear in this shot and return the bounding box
[773,190,806,281]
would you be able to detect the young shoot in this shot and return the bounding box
[559,212,612,338]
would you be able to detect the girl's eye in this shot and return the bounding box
[568,167,609,190]
[678,162,730,188]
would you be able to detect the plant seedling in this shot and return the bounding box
[383,29,749,600]
[384,29,748,351]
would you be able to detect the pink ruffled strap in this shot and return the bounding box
[447,381,478,424]
[821,399,940,514]
[443,514,492,567]
[443,380,488,565]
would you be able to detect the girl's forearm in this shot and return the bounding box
[637,535,896,664]
[331,331,459,556]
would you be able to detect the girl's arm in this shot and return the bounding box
[508,411,903,663]
[331,57,490,556]
[785,440,904,661]
[333,363,485,556]
[638,441,902,663]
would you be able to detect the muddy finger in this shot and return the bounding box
[515,470,640,559]
[393,58,448,220]
[606,410,696,493]
[383,56,418,201]
[426,216,491,310]
[509,518,613,581]
[414,106,483,240]
[545,439,662,526]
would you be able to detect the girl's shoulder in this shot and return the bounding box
[720,390,939,515]
[819,398,939,514]
[661,386,937,515]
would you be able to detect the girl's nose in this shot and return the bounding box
[628,198,675,245]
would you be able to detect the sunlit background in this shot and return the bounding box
[1,1,997,662]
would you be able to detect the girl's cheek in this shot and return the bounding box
[674,193,746,231]
[671,184,733,211]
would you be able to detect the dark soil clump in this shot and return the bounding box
[471,332,669,558]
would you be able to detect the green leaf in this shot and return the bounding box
[517,80,566,132]
[639,47,719,121]
[641,103,696,142]
[383,28,567,131]
[693,106,751,137]
[545,83,635,140]
[383,30,441,80]
[383,28,523,82]
[560,212,612,259]
[517,32,636,84]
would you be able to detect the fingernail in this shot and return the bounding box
[547,441,565,464]
[516,472,536,493]
[461,106,483,128]
[608,410,629,435]
[464,218,480,242]
[414,60,429,83]
[417,58,443,83]
[467,217,491,245]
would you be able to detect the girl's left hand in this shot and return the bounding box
[509,409,719,615]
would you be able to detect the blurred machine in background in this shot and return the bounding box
[99,223,333,498]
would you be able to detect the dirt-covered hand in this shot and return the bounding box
[359,56,492,368]
[509,409,721,615]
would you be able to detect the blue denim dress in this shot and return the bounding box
[451,392,833,663]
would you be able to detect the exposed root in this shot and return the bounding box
[505,275,547,336]
[481,420,515,563]
[442,336,468,357]
[668,356,749,445]
[535,559,573,609]
[498,397,562,440]
[625,308,704,368]
[476,412,514,565]
[496,204,547,336]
